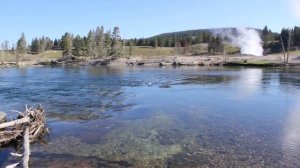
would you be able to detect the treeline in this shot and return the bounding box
[128,30,213,48]
[0,25,124,59]
[58,26,123,58]
[261,26,300,53]
[129,26,300,55]
[2,25,300,58]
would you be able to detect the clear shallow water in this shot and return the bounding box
[0,66,300,167]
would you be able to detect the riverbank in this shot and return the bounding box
[1,53,300,68]
[111,54,300,67]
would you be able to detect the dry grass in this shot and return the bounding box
[128,47,175,57]
[0,50,63,62]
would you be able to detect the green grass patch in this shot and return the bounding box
[241,60,272,65]
[226,60,281,67]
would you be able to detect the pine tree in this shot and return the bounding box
[96,26,105,58]
[17,33,27,54]
[129,40,134,56]
[104,30,112,56]
[86,30,97,58]
[73,35,85,57]
[16,33,27,65]
[61,32,73,56]
[111,27,122,57]
[45,37,53,50]
[53,39,59,49]
[293,26,300,48]
[40,36,47,53]
[30,38,39,54]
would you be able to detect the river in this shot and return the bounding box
[0,66,300,167]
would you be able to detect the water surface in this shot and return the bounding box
[0,66,300,167]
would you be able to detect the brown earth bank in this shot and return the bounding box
[1,54,300,67]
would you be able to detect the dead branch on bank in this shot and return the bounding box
[0,105,48,168]
[0,106,47,146]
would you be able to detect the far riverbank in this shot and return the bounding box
[1,54,300,68]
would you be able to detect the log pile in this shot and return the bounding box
[0,106,48,146]
[0,106,48,168]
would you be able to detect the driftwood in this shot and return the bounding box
[0,106,48,168]
[0,106,47,146]
[0,117,30,129]
[23,126,30,168]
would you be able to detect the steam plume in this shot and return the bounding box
[231,28,263,56]
[212,27,263,56]
[289,0,300,18]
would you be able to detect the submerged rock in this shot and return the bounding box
[137,62,145,65]
[0,112,6,123]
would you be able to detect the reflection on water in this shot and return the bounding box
[283,92,300,164]
[235,69,263,100]
[0,66,300,167]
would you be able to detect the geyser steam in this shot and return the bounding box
[231,28,263,56]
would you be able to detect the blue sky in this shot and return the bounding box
[0,0,299,43]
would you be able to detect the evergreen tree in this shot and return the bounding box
[86,30,97,58]
[16,32,27,65]
[45,37,53,50]
[96,26,105,58]
[262,26,274,45]
[293,26,300,48]
[53,39,59,49]
[111,27,122,57]
[208,36,224,55]
[129,40,134,56]
[40,36,47,53]
[73,35,85,56]
[16,33,27,54]
[104,30,112,56]
[61,32,73,56]
[30,38,39,54]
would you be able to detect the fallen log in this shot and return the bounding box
[23,126,30,168]
[5,163,19,168]
[0,117,30,129]
[0,106,47,146]
[0,106,48,167]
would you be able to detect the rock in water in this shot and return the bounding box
[0,112,6,123]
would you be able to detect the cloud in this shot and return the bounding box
[289,0,300,18]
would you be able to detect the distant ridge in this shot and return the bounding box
[150,27,260,39]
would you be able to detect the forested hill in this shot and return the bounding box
[151,28,240,38]
[130,27,266,48]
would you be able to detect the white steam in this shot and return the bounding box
[227,28,263,56]
[289,0,300,18]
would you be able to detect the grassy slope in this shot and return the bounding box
[128,44,239,57]
[130,47,175,57]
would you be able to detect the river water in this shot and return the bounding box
[0,66,300,167]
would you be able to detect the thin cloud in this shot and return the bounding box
[289,0,300,18]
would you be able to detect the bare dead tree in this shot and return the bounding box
[280,35,286,63]
[287,29,294,64]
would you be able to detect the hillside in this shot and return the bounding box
[150,27,268,39]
